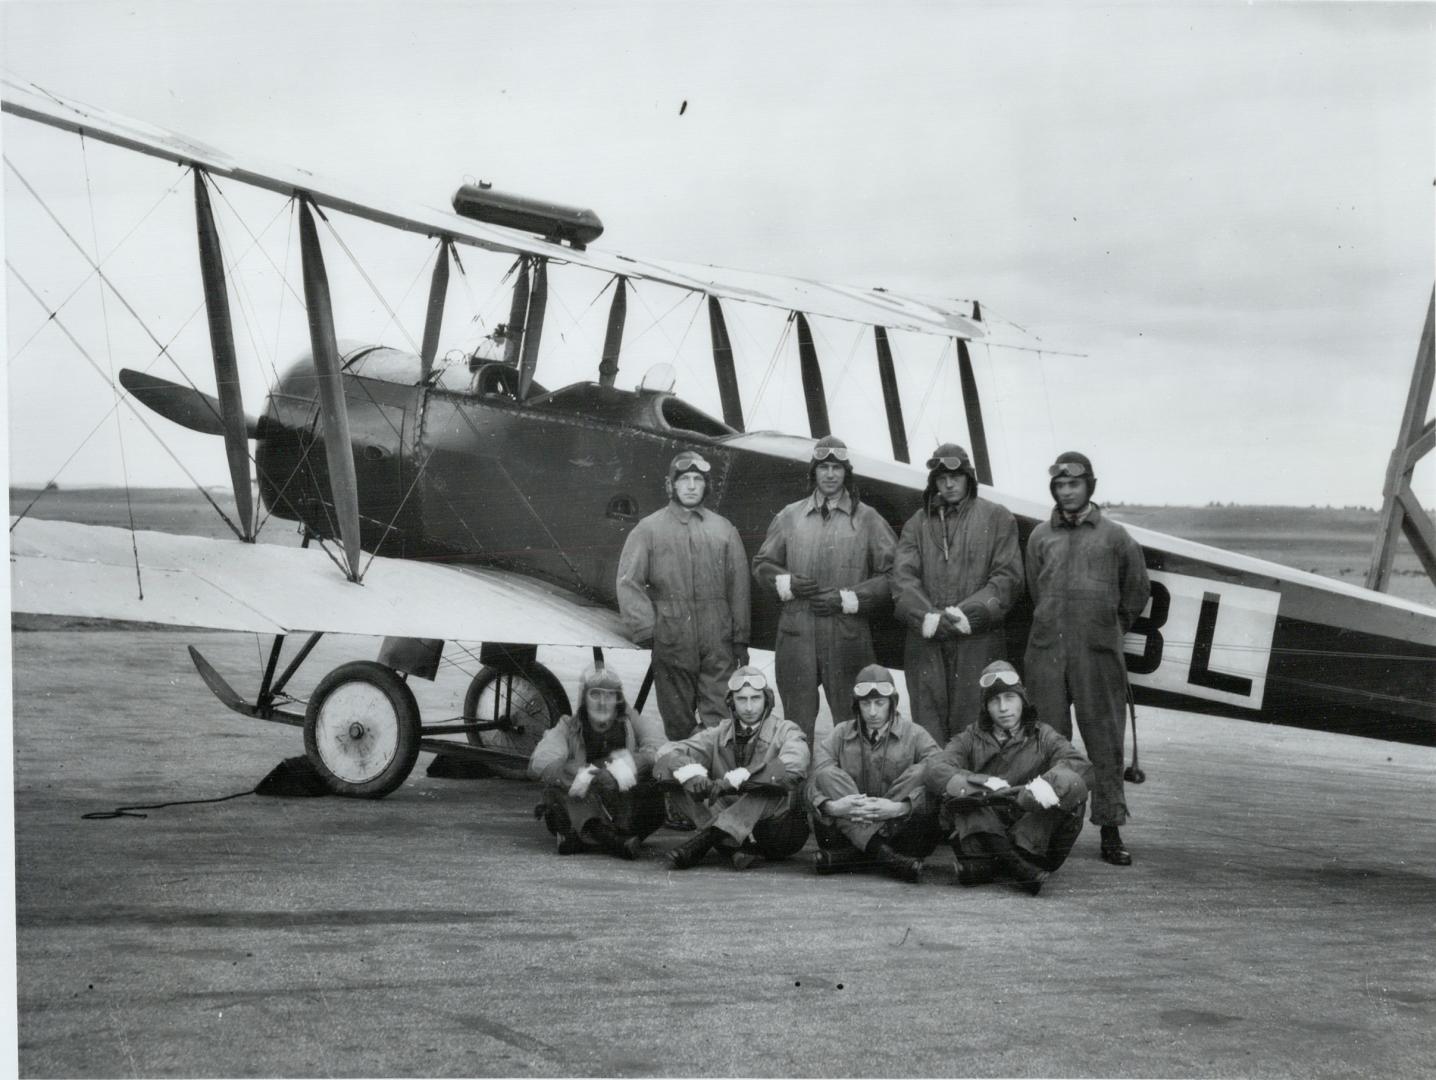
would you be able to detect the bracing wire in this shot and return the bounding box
[315,210,420,354]
[8,166,190,366]
[80,134,143,596]
[6,262,244,540]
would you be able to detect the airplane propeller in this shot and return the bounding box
[118,368,273,440]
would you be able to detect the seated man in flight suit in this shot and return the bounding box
[655,666,810,871]
[924,660,1093,895]
[528,664,667,859]
[807,664,943,883]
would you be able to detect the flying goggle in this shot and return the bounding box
[926,455,968,472]
[978,668,1023,689]
[811,444,851,462]
[673,454,711,474]
[585,687,620,700]
[852,680,897,698]
[727,670,769,692]
[1048,461,1090,478]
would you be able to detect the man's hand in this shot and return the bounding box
[568,764,600,799]
[849,797,909,822]
[822,793,868,819]
[809,589,843,616]
[941,608,971,636]
[588,768,620,801]
[733,644,751,667]
[789,574,821,599]
[982,776,1010,792]
[681,774,712,799]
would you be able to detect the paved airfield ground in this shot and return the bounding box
[11,629,1436,1078]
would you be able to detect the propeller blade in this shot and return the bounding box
[118,368,269,439]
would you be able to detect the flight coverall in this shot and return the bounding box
[924,718,1093,871]
[617,502,751,739]
[1023,504,1150,826]
[752,492,897,741]
[528,709,667,838]
[807,712,943,857]
[892,493,1023,744]
[655,712,811,857]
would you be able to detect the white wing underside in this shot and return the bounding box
[1,75,983,340]
[10,518,635,646]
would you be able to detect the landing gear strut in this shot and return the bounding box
[463,662,570,780]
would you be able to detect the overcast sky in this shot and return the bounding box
[3,1,1433,507]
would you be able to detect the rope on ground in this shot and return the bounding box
[82,789,256,821]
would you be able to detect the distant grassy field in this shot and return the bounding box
[11,487,1436,610]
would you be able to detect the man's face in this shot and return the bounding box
[673,471,706,507]
[1053,475,1089,513]
[585,687,619,731]
[934,469,969,505]
[814,461,846,498]
[857,695,892,729]
[986,691,1024,733]
[731,686,767,725]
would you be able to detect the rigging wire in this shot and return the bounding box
[748,312,796,421]
[8,165,190,366]
[80,134,143,596]
[314,210,420,354]
[6,261,244,539]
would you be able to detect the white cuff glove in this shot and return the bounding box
[606,750,637,792]
[723,767,752,789]
[982,776,1010,792]
[776,574,794,602]
[672,762,708,785]
[945,605,972,634]
[922,612,941,639]
[840,589,859,615]
[569,764,600,799]
[1026,776,1060,809]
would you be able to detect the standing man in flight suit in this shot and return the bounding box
[892,442,1024,745]
[617,451,751,740]
[1024,451,1150,866]
[752,436,897,743]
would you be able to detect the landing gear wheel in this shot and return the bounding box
[463,662,570,780]
[303,661,421,798]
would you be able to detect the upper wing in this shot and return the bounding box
[10,517,634,646]
[0,75,982,340]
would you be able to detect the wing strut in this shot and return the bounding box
[419,238,453,385]
[707,296,745,431]
[297,198,364,582]
[794,311,830,438]
[598,274,627,387]
[517,257,548,401]
[872,326,910,463]
[193,170,255,539]
[1367,288,1436,591]
[502,257,530,366]
[956,336,992,485]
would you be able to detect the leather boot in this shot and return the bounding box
[555,830,585,855]
[813,846,872,875]
[583,819,642,861]
[1100,825,1132,866]
[665,826,723,870]
[870,841,923,883]
[975,833,1049,895]
[951,842,996,886]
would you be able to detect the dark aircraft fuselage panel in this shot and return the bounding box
[254,349,1436,746]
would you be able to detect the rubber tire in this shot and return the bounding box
[463,662,571,781]
[303,661,421,798]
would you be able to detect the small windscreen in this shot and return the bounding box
[341,347,423,386]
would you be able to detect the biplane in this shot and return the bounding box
[6,76,1434,798]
